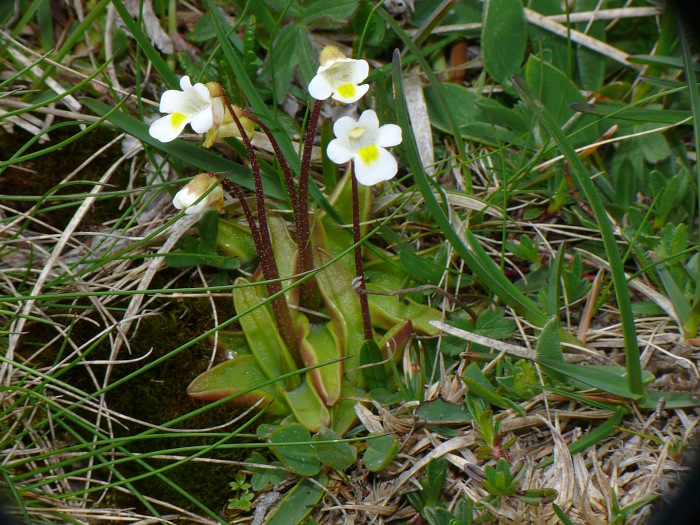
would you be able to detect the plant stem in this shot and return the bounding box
[351,171,373,341]
[220,97,300,363]
[239,109,297,208]
[295,98,324,308]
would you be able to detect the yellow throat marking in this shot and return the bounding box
[336,84,356,100]
[171,112,187,128]
[357,145,379,165]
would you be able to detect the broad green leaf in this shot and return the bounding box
[211,331,251,358]
[283,377,332,432]
[422,457,448,506]
[332,380,367,436]
[233,278,299,381]
[297,315,343,406]
[186,355,288,415]
[524,55,599,147]
[536,316,568,384]
[474,97,530,135]
[269,24,315,102]
[313,427,356,471]
[245,452,286,491]
[360,339,387,391]
[638,390,700,409]
[264,474,328,525]
[424,84,519,145]
[416,399,472,425]
[269,423,321,476]
[363,434,398,472]
[476,309,516,340]
[575,0,606,91]
[482,0,526,94]
[302,0,359,24]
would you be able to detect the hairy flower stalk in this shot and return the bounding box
[295,47,371,308]
[351,173,373,340]
[327,109,403,340]
[217,92,300,365]
[295,98,324,309]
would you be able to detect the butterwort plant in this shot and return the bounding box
[147,45,439,436]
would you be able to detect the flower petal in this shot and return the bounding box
[308,74,333,100]
[149,113,189,142]
[159,89,192,113]
[357,110,380,132]
[353,147,398,186]
[193,82,211,102]
[341,58,369,85]
[331,83,369,104]
[332,115,360,141]
[179,75,194,91]
[376,123,402,148]
[327,138,354,164]
[190,108,214,133]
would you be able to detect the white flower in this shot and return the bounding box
[149,76,214,142]
[327,110,402,186]
[308,46,369,104]
[173,173,224,215]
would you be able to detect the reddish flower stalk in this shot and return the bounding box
[239,109,297,209]
[295,98,324,307]
[218,94,300,363]
[351,170,373,341]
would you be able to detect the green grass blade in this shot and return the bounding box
[392,51,546,326]
[512,75,643,397]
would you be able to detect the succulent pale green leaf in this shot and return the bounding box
[216,219,257,260]
[331,380,366,436]
[367,289,441,335]
[210,331,251,358]
[314,249,366,377]
[283,376,332,432]
[268,214,301,307]
[297,314,343,406]
[186,355,288,415]
[233,278,299,383]
[269,423,321,476]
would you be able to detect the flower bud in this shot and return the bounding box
[173,173,225,214]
